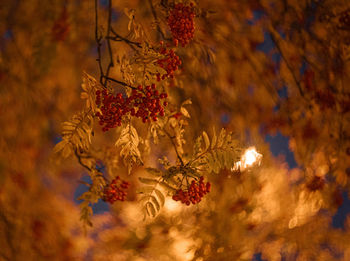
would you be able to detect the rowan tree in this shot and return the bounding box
[1,0,350,260]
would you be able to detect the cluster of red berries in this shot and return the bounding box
[95,90,124,131]
[172,176,211,205]
[156,46,181,80]
[168,3,195,47]
[95,84,168,131]
[102,176,130,204]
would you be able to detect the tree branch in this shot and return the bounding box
[104,0,114,86]
[94,0,139,90]
[95,0,104,86]
[164,129,184,166]
[74,149,92,172]
[269,31,305,98]
[0,212,15,260]
[110,28,142,49]
[101,76,136,89]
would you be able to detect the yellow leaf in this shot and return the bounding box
[202,131,210,151]
[180,107,190,118]
[53,140,67,154]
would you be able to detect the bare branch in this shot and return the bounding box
[101,75,137,89]
[104,0,115,85]
[109,28,142,49]
[164,129,184,166]
[94,0,139,90]
[269,31,305,98]
[74,149,92,172]
[95,0,104,86]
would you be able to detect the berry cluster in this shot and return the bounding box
[156,47,181,80]
[172,176,211,205]
[102,176,130,204]
[95,85,168,131]
[95,90,124,131]
[168,3,195,47]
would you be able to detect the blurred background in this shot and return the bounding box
[1,0,350,260]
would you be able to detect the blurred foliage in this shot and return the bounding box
[1,0,350,260]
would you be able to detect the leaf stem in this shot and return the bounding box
[164,129,184,166]
[101,75,136,89]
[75,149,92,172]
[110,28,142,49]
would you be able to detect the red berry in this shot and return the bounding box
[155,47,181,80]
[168,3,195,46]
[102,176,130,204]
[95,84,168,129]
[172,176,210,206]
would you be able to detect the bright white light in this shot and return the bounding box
[231,147,262,172]
[242,147,261,167]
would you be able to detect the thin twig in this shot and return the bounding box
[101,76,136,89]
[164,129,184,166]
[75,149,92,172]
[95,0,104,85]
[110,28,142,48]
[301,54,322,72]
[0,212,15,260]
[107,36,137,51]
[104,0,114,86]
[269,32,305,98]
[179,175,185,188]
[78,180,91,186]
[94,0,139,90]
